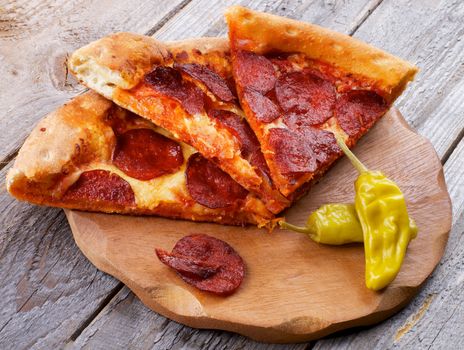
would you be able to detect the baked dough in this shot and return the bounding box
[225,6,418,102]
[6,91,274,227]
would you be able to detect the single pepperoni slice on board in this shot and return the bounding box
[186,153,248,209]
[145,66,205,115]
[234,50,276,94]
[113,128,183,181]
[175,63,236,102]
[64,170,135,206]
[156,234,245,296]
[276,71,336,128]
[335,90,388,137]
[243,88,280,123]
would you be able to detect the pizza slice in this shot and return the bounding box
[68,34,288,213]
[6,91,274,227]
[225,6,418,198]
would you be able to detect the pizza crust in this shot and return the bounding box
[8,91,113,184]
[70,32,169,91]
[225,6,418,102]
[7,92,274,227]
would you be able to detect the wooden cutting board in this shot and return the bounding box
[66,108,452,343]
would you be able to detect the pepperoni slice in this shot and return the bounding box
[207,109,271,178]
[175,63,235,102]
[145,66,205,115]
[276,71,336,128]
[186,153,248,209]
[113,128,184,181]
[335,90,388,137]
[268,54,294,74]
[155,248,220,279]
[268,127,339,174]
[156,234,245,296]
[64,170,135,206]
[243,88,280,123]
[235,50,276,93]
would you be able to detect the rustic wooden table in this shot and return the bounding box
[1,1,463,349]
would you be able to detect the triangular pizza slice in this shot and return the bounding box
[6,92,274,227]
[226,6,418,198]
[68,35,288,213]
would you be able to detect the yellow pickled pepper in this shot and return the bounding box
[280,203,364,245]
[335,136,418,291]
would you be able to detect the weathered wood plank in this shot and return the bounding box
[351,0,464,159]
[154,0,383,40]
[69,286,307,350]
[0,0,188,163]
[0,162,121,349]
[314,136,464,349]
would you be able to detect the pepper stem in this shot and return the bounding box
[279,221,312,234]
[335,135,368,174]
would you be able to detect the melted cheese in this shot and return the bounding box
[88,141,196,210]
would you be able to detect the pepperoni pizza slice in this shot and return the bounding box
[68,35,288,214]
[226,6,418,198]
[6,91,274,227]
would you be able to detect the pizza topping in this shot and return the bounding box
[276,71,336,128]
[144,66,205,115]
[186,153,248,209]
[63,170,135,205]
[107,110,140,135]
[268,54,295,73]
[335,90,387,137]
[155,248,220,279]
[243,88,280,123]
[208,109,271,178]
[113,128,184,181]
[175,63,235,102]
[156,234,245,296]
[268,127,339,174]
[235,50,276,93]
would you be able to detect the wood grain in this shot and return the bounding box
[67,109,451,343]
[154,0,383,40]
[69,286,306,350]
[0,0,188,163]
[0,163,120,349]
[351,0,464,159]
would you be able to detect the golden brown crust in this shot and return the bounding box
[166,37,229,57]
[167,37,231,78]
[69,32,169,90]
[11,91,114,182]
[225,6,418,102]
[7,92,274,227]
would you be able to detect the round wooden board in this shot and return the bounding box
[66,108,451,343]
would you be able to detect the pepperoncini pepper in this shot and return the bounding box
[280,204,364,245]
[335,135,418,291]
